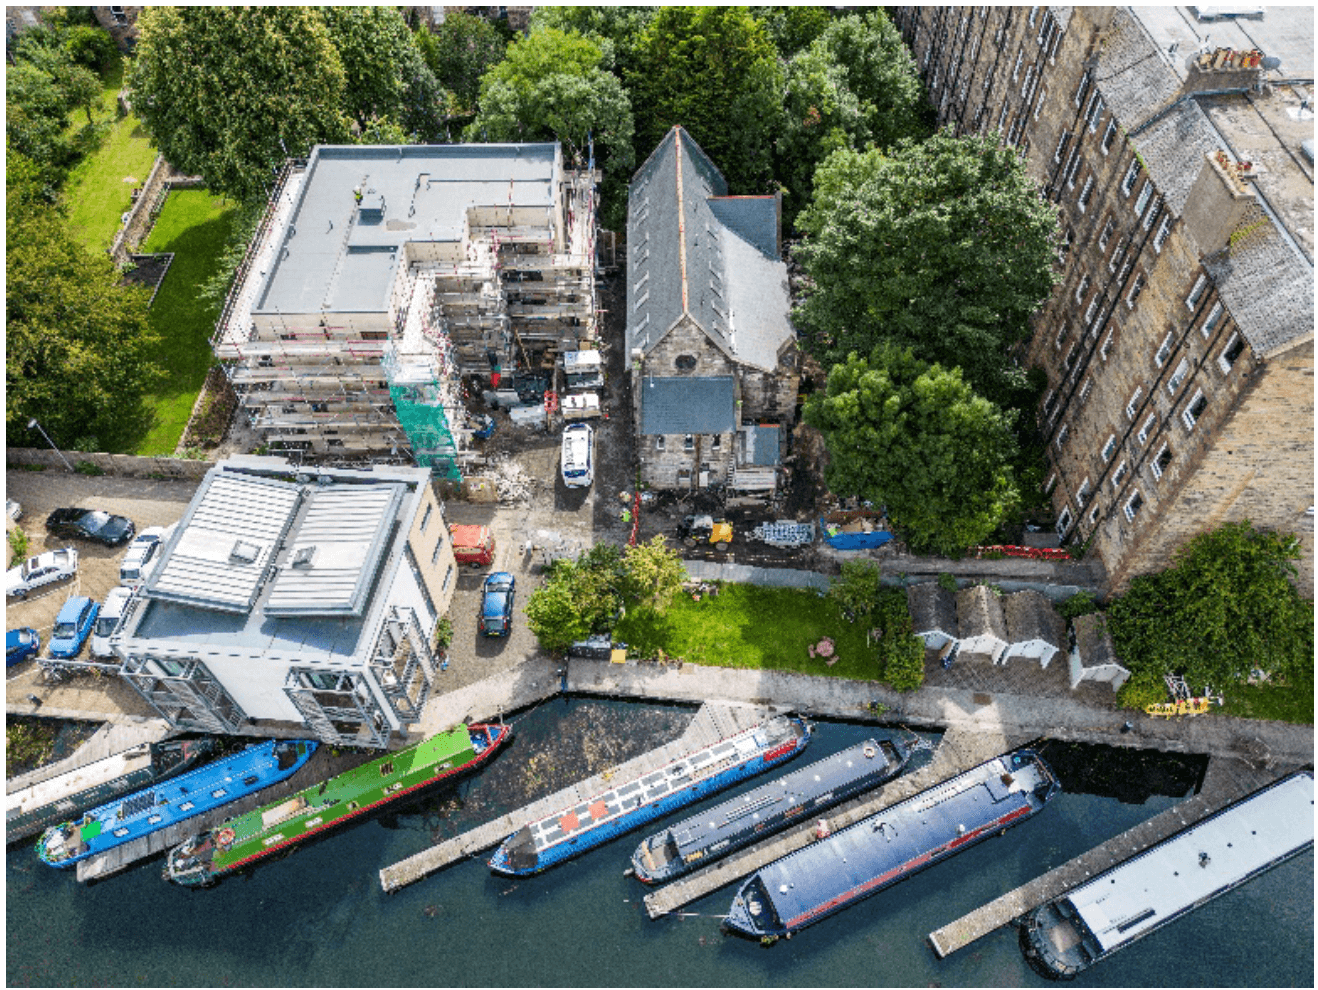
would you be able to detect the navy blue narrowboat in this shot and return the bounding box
[630,735,912,884]
[37,739,317,868]
[489,714,810,876]
[724,748,1060,942]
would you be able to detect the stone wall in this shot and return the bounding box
[6,447,213,480]
[109,156,205,266]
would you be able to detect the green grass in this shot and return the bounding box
[1218,668,1314,725]
[614,583,883,680]
[61,57,158,253]
[135,189,240,455]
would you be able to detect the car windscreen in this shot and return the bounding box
[80,511,112,532]
[95,616,118,636]
[53,621,77,637]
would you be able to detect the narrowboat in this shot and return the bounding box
[1020,770,1314,979]
[630,735,911,884]
[724,748,1060,942]
[7,738,220,844]
[165,723,511,886]
[489,714,811,876]
[36,739,316,868]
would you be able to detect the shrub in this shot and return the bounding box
[1116,671,1169,712]
[74,460,104,476]
[1056,590,1100,620]
[9,527,31,567]
[828,560,883,619]
[936,571,958,593]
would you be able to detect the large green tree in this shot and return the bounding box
[1107,522,1313,691]
[129,7,351,202]
[631,6,784,192]
[7,196,158,453]
[415,11,508,117]
[529,6,656,86]
[804,345,1020,555]
[795,132,1059,403]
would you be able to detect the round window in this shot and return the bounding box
[675,354,697,371]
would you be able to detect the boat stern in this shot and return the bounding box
[164,832,217,887]
[724,877,783,943]
[489,824,539,876]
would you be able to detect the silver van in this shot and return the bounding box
[90,586,133,659]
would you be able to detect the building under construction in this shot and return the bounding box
[212,143,599,479]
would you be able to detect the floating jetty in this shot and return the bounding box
[926,756,1291,958]
[379,702,775,892]
[1020,770,1314,977]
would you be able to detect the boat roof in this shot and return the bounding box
[1065,771,1314,954]
[751,753,1050,930]
[665,739,896,859]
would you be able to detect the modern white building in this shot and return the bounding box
[112,455,458,748]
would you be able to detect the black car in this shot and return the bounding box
[45,508,135,547]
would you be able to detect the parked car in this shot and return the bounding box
[48,597,99,659]
[6,547,78,598]
[479,572,516,637]
[120,524,174,587]
[6,628,41,667]
[6,499,22,522]
[90,587,134,659]
[561,423,595,489]
[46,507,135,547]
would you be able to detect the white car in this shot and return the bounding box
[6,547,78,598]
[561,423,595,489]
[119,523,176,587]
[90,586,134,659]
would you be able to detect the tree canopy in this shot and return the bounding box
[630,6,784,192]
[1107,522,1313,691]
[804,344,1019,555]
[794,132,1059,404]
[414,11,508,117]
[129,6,351,202]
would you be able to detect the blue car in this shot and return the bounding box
[479,572,516,637]
[48,597,99,659]
[6,628,40,667]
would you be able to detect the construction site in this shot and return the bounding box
[211,142,600,481]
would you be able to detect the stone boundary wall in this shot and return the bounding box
[109,156,206,265]
[6,447,213,481]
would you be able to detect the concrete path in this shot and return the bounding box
[6,719,173,795]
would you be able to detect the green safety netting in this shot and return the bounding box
[389,382,461,482]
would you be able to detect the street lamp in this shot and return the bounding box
[27,418,75,472]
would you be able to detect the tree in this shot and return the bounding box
[795,132,1059,403]
[751,6,836,59]
[415,11,508,118]
[7,201,158,453]
[1107,522,1313,691]
[128,7,351,202]
[804,344,1020,555]
[321,6,446,140]
[530,5,657,85]
[525,576,592,653]
[631,6,784,192]
[621,537,687,614]
[828,560,883,619]
[63,24,119,71]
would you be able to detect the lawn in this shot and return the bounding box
[614,582,884,681]
[135,189,240,455]
[1218,667,1314,725]
[61,57,159,253]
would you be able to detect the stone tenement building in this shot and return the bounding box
[892,6,1313,595]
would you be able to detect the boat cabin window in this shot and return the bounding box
[211,788,227,798]
[113,828,130,837]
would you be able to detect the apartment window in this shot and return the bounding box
[1098,217,1115,251]
[1058,226,1074,263]
[1108,236,1127,273]
[1154,331,1173,367]
[1218,332,1246,374]
[711,435,721,451]
[431,536,443,566]
[683,434,695,452]
[442,564,454,592]
[1078,378,1093,405]
[1101,119,1118,155]
[1142,197,1162,231]
[1137,412,1157,446]
[1182,391,1208,430]
[1123,490,1144,522]
[1125,386,1144,420]
[1074,275,1090,305]
[1133,181,1152,216]
[1076,478,1091,507]
[1185,274,1208,309]
[655,435,665,451]
[1200,302,1224,338]
[1073,69,1091,108]
[1112,460,1129,489]
[1054,424,1070,450]
[1101,434,1117,462]
[1086,92,1105,132]
[1028,5,1039,27]
[1084,296,1100,327]
[1063,344,1079,374]
[1053,130,1070,164]
[1013,48,1025,81]
[1121,158,1142,196]
[1152,443,1173,479]
[1100,329,1116,362]
[419,504,433,533]
[1033,84,1047,120]
[1078,175,1095,211]
[1167,357,1191,394]
[1042,389,1058,421]
[1020,63,1033,98]
[1125,273,1146,309]
[1037,10,1051,45]
[1154,214,1173,252]
[1049,24,1064,62]
[1064,147,1082,188]
[1088,504,1101,528]
[997,100,1010,133]
[1044,473,1058,495]
[1057,507,1074,537]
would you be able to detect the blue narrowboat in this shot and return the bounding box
[37,739,316,868]
[489,714,811,876]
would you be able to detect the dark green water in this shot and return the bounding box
[6,699,1312,987]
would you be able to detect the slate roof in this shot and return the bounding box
[1002,590,1066,649]
[907,582,958,635]
[1072,612,1120,668]
[745,425,781,467]
[956,585,1008,642]
[627,127,793,372]
[638,376,736,435]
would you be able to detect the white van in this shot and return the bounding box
[119,523,175,587]
[561,423,595,489]
[91,586,133,659]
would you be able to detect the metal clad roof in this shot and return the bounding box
[264,484,404,617]
[146,474,302,613]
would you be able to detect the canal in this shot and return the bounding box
[6,698,1312,987]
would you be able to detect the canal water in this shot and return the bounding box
[6,698,1312,987]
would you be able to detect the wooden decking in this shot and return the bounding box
[642,725,1019,919]
[925,756,1284,958]
[75,746,376,883]
[378,702,776,894]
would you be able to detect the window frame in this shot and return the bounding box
[1125,385,1144,420]
[1137,412,1157,446]
[1182,390,1208,430]
[1200,302,1224,338]
[1151,441,1173,479]
[1101,434,1118,462]
[1218,331,1246,374]
[1123,490,1144,522]
[1186,274,1208,309]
